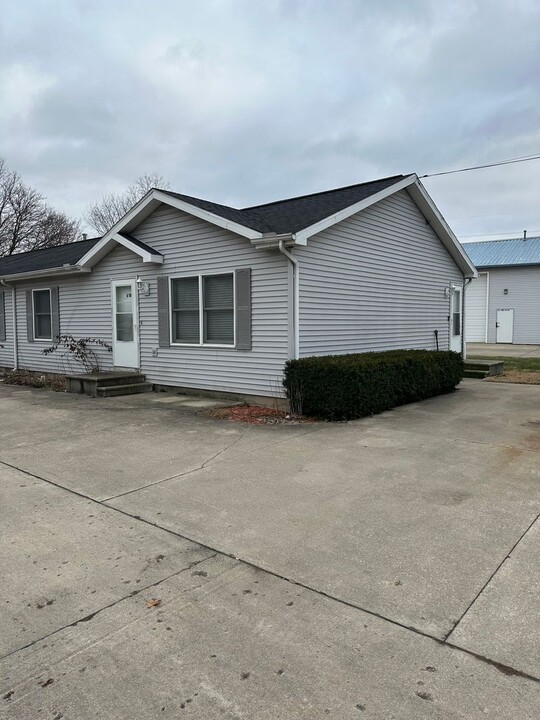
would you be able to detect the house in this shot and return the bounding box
[462,236,540,344]
[0,174,476,402]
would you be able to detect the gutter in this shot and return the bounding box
[278,240,300,359]
[0,265,90,370]
[0,279,18,369]
[0,265,91,282]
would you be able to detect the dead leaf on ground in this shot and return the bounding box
[39,678,54,688]
[146,598,161,608]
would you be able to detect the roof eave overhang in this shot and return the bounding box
[250,233,295,249]
[0,266,92,282]
[473,263,540,270]
[78,189,265,269]
[285,174,477,278]
[407,180,478,278]
[292,175,417,245]
[79,229,164,269]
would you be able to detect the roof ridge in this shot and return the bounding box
[241,174,407,211]
[157,188,240,211]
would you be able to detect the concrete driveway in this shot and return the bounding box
[1,380,539,718]
[467,342,540,358]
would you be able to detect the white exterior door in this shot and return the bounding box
[465,273,488,342]
[496,309,514,344]
[450,285,463,353]
[112,280,139,368]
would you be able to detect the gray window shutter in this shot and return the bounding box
[0,291,5,342]
[51,286,60,341]
[235,268,252,350]
[26,290,34,342]
[157,275,170,348]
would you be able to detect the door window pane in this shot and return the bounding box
[171,277,200,343]
[452,289,461,336]
[115,286,134,342]
[203,274,234,345]
[33,289,52,340]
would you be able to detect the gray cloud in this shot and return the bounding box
[1,0,539,240]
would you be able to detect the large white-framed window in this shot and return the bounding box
[170,273,235,347]
[32,288,53,341]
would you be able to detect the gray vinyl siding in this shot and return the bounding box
[296,189,463,356]
[130,206,288,396]
[13,206,289,397]
[485,266,540,344]
[0,290,14,369]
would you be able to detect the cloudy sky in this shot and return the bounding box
[1,0,539,241]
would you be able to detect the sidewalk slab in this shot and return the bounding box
[0,465,212,657]
[449,518,540,678]
[2,555,538,719]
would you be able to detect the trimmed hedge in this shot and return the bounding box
[283,349,464,421]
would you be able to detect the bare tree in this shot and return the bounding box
[0,158,80,257]
[84,173,170,235]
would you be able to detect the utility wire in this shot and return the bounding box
[420,152,540,178]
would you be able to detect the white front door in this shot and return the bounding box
[496,308,514,344]
[112,280,139,368]
[450,285,463,353]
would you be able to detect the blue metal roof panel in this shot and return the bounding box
[461,237,540,268]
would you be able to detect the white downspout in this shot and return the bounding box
[278,240,299,359]
[0,279,18,369]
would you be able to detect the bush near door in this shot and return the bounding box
[283,350,464,421]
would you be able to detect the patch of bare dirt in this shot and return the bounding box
[486,371,540,385]
[204,404,318,425]
[1,369,66,392]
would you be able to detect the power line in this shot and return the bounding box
[421,152,540,178]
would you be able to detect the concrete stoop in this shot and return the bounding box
[463,359,504,379]
[65,372,153,398]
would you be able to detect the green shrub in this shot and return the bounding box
[283,350,463,421]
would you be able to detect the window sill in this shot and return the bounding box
[170,342,236,349]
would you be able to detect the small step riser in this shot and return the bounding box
[464,363,504,374]
[464,370,490,379]
[96,374,146,388]
[97,383,153,398]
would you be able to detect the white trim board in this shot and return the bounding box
[77,177,477,279]
[78,190,264,270]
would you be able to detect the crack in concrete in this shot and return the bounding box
[444,509,540,642]
[0,553,216,662]
[100,426,319,503]
[1,458,539,685]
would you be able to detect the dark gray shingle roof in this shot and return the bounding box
[461,237,540,268]
[160,174,407,234]
[0,237,101,277]
[0,175,409,277]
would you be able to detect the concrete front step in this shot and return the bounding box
[66,372,151,397]
[464,360,504,374]
[96,382,153,398]
[463,369,490,379]
[463,359,504,379]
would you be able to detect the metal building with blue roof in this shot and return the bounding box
[461,237,540,344]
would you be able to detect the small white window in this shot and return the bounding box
[33,289,52,340]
